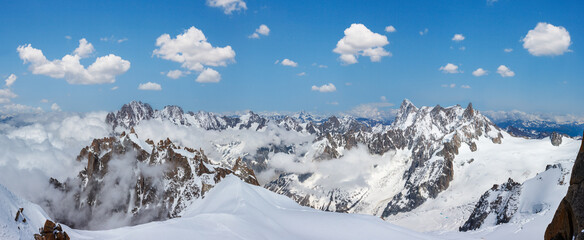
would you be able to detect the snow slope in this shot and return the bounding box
[0,183,52,240]
[387,133,579,234]
[68,175,437,240]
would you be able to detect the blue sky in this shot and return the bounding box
[0,0,582,118]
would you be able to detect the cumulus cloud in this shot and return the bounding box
[497,65,515,77]
[0,89,17,104]
[154,26,235,83]
[249,24,270,39]
[166,69,189,79]
[461,85,471,89]
[439,63,460,74]
[40,99,49,103]
[51,103,61,111]
[207,0,247,14]
[280,59,298,67]
[333,23,390,65]
[4,74,16,87]
[385,25,396,33]
[472,68,487,77]
[138,82,162,91]
[522,22,571,56]
[111,86,119,90]
[504,48,513,53]
[73,38,95,58]
[441,83,456,88]
[311,83,336,92]
[17,39,130,84]
[452,34,465,42]
[297,72,306,76]
[348,102,395,120]
[196,68,221,83]
[419,28,429,36]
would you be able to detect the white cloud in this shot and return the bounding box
[504,48,513,53]
[472,68,487,77]
[274,60,280,64]
[441,83,456,88]
[73,38,95,58]
[385,25,396,33]
[459,46,466,51]
[51,103,61,111]
[207,0,247,14]
[111,86,118,90]
[380,96,387,102]
[487,0,498,4]
[522,22,571,56]
[461,85,471,89]
[196,68,221,83]
[138,82,162,91]
[0,88,17,104]
[452,34,465,42]
[117,38,128,43]
[311,83,336,92]
[419,28,428,36]
[327,101,339,105]
[5,74,17,87]
[297,72,306,76]
[318,64,328,68]
[249,33,259,39]
[439,63,460,74]
[483,110,584,124]
[17,39,130,85]
[345,82,352,86]
[154,26,235,72]
[257,25,270,35]
[40,99,49,103]
[333,23,390,65]
[280,59,298,67]
[497,65,515,77]
[348,102,395,120]
[65,36,72,40]
[0,103,42,114]
[166,69,189,79]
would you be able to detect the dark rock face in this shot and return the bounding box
[34,220,69,240]
[46,132,259,229]
[545,134,584,240]
[459,178,521,232]
[551,132,563,146]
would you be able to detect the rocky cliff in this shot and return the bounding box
[545,132,584,240]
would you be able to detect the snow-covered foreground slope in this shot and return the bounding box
[0,184,52,240]
[65,175,436,240]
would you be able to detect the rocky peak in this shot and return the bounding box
[463,103,475,119]
[47,132,260,229]
[106,101,154,129]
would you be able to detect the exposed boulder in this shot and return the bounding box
[33,220,69,240]
[551,132,563,147]
[545,133,584,240]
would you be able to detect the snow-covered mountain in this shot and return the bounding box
[102,100,578,228]
[1,99,581,239]
[42,130,259,230]
[0,176,439,240]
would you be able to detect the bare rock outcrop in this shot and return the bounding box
[545,132,584,240]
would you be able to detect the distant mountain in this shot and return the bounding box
[493,119,584,139]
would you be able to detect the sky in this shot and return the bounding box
[0,0,582,119]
